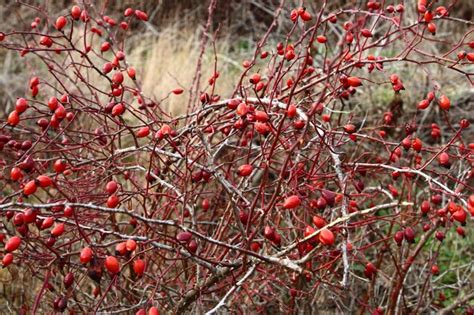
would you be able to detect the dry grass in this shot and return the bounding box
[128,24,245,117]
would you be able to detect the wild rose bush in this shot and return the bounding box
[0,1,473,314]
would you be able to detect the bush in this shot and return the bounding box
[0,1,473,313]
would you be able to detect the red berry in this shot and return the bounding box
[48,97,58,111]
[124,8,134,17]
[249,73,261,84]
[238,211,249,224]
[53,159,67,173]
[432,194,442,205]
[456,226,465,237]
[254,122,270,135]
[107,195,120,208]
[304,225,316,240]
[15,98,29,114]
[79,10,89,22]
[55,16,67,30]
[2,253,14,267]
[201,199,210,211]
[23,180,37,195]
[316,35,327,43]
[64,206,74,217]
[136,126,150,138]
[64,272,74,288]
[5,236,21,252]
[285,50,295,61]
[187,240,198,253]
[312,215,327,228]
[328,14,337,23]
[135,10,148,21]
[264,226,275,240]
[321,189,336,206]
[112,103,125,116]
[438,152,450,167]
[10,167,23,181]
[293,120,305,129]
[106,180,118,194]
[71,6,81,20]
[112,88,122,97]
[417,99,430,110]
[100,42,111,52]
[177,231,192,244]
[126,239,137,251]
[255,110,269,122]
[364,262,377,278]
[343,124,356,134]
[283,195,301,209]
[41,217,54,230]
[412,138,422,152]
[287,104,297,118]
[238,164,253,177]
[31,86,39,96]
[125,67,136,79]
[421,200,431,214]
[13,213,24,226]
[112,72,124,85]
[426,91,435,101]
[55,105,66,119]
[66,112,74,121]
[394,231,404,245]
[160,124,172,136]
[361,28,373,37]
[250,242,261,251]
[424,11,433,22]
[404,227,416,243]
[39,35,53,47]
[8,111,20,126]
[36,175,53,188]
[133,258,146,275]
[105,256,120,274]
[347,76,362,87]
[236,103,248,116]
[452,209,466,224]
[345,32,354,44]
[51,223,65,237]
[227,99,239,110]
[438,95,450,110]
[172,88,183,95]
[60,94,69,103]
[103,62,113,74]
[290,9,298,22]
[460,119,470,129]
[300,10,312,21]
[115,242,127,256]
[435,231,445,242]
[319,228,335,245]
[427,22,436,34]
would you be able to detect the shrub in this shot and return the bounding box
[0,1,473,313]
